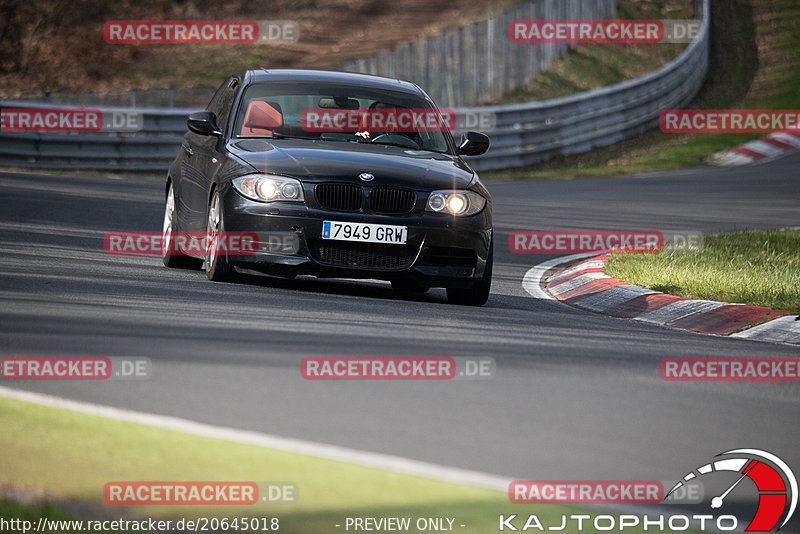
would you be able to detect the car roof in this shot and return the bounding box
[243,69,425,97]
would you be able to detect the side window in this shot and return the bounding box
[206,77,239,133]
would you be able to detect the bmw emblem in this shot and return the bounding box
[359,172,374,182]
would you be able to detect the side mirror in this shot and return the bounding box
[457,131,490,156]
[187,111,222,136]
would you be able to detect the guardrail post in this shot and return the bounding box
[487,18,494,99]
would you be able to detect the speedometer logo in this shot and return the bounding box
[666,449,797,531]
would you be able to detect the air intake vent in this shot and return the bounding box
[315,184,362,212]
[369,187,416,215]
[308,240,416,270]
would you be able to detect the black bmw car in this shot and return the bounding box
[163,69,493,305]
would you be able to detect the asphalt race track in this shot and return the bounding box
[1,154,799,495]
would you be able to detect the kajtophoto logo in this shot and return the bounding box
[499,449,796,532]
[666,449,797,532]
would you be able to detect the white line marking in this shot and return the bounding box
[0,386,511,491]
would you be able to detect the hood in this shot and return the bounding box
[227,138,476,191]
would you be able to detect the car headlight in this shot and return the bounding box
[232,175,304,203]
[425,190,486,216]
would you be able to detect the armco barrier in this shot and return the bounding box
[0,107,192,172]
[0,0,708,173]
[464,0,709,171]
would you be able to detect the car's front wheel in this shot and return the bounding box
[205,189,237,282]
[446,238,492,306]
[162,182,202,269]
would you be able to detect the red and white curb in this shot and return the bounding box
[523,253,800,345]
[709,128,800,166]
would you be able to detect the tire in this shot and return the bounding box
[162,182,203,269]
[204,189,237,282]
[446,239,492,306]
[391,279,430,294]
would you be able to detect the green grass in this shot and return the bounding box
[0,499,85,534]
[0,395,630,534]
[605,229,800,314]
[481,0,800,180]
[494,0,692,105]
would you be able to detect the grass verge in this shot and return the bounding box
[0,395,623,534]
[605,229,800,314]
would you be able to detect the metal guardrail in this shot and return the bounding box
[0,0,708,174]
[0,106,193,172]
[338,0,618,108]
[465,0,709,171]
[8,86,218,110]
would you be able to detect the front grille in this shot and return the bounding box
[309,240,416,270]
[369,187,416,215]
[315,184,362,212]
[420,247,477,268]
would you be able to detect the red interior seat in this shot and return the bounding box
[241,101,283,136]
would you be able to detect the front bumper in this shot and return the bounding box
[218,182,492,288]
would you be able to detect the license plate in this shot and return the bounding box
[322,221,408,245]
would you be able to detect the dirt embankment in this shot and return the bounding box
[0,0,522,98]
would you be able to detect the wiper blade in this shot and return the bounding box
[369,140,420,150]
[269,134,319,141]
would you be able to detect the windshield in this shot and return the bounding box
[233,81,452,154]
